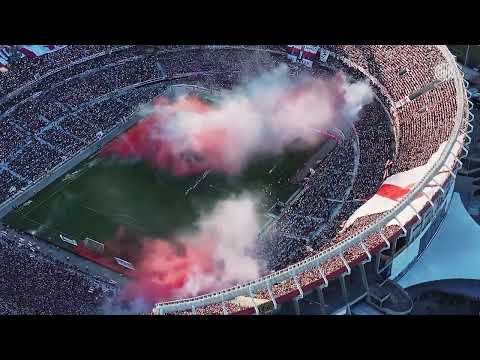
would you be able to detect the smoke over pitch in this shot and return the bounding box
[121,193,261,303]
[109,65,374,307]
[103,64,373,176]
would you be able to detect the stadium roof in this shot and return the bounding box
[399,192,480,288]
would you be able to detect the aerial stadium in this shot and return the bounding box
[0,45,474,315]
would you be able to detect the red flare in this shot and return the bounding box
[101,95,223,176]
[120,234,220,302]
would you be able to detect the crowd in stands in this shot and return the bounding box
[0,120,30,163]
[0,46,290,209]
[0,226,116,314]
[350,101,394,199]
[8,139,63,182]
[0,45,113,97]
[0,45,461,315]
[393,80,457,173]
[322,45,445,102]
[257,136,356,271]
[0,48,167,205]
[159,47,284,80]
[50,57,162,108]
[167,45,460,314]
[39,126,85,155]
[0,171,27,204]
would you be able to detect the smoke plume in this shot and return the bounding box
[102,64,373,176]
[110,64,374,307]
[121,192,261,303]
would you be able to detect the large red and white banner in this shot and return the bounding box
[287,45,303,63]
[301,45,320,68]
[287,45,321,68]
[343,141,457,229]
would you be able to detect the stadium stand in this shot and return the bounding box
[0,45,470,315]
[0,225,116,314]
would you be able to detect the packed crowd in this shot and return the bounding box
[257,136,356,271]
[50,57,162,108]
[165,45,460,314]
[8,139,63,182]
[39,126,85,155]
[0,46,291,209]
[0,48,167,205]
[0,45,113,98]
[321,45,445,102]
[0,45,461,315]
[0,170,27,204]
[0,120,31,163]
[0,226,116,314]
[238,45,456,314]
[350,101,394,199]
[392,79,457,173]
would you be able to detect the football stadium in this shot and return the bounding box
[0,45,474,315]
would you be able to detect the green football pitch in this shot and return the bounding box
[5,148,312,250]
[5,85,318,253]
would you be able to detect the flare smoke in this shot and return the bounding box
[121,193,261,303]
[103,64,373,176]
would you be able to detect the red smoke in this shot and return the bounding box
[121,235,218,302]
[101,95,226,176]
[116,193,262,304]
[100,71,366,177]
[103,68,374,305]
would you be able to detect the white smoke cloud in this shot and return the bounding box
[341,79,375,120]
[150,64,373,174]
[117,64,376,304]
[122,192,263,302]
[174,192,261,298]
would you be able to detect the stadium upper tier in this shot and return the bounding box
[0,45,472,315]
